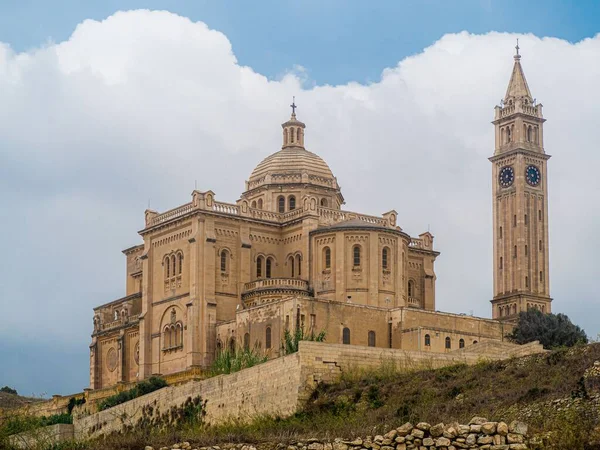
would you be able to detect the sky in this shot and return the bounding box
[1,1,599,396]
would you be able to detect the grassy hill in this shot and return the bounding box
[5,343,600,449]
[0,391,43,410]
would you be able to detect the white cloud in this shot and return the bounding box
[1,11,599,370]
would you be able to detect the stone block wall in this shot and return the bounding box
[8,424,74,449]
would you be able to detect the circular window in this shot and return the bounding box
[106,347,118,372]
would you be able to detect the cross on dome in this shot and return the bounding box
[290,96,297,117]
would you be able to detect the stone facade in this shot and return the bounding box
[490,46,552,320]
[89,50,552,389]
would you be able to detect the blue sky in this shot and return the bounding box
[2,0,600,85]
[1,2,599,397]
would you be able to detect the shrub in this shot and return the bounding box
[210,347,268,376]
[98,377,167,411]
[282,328,326,355]
[508,309,588,349]
[0,386,17,395]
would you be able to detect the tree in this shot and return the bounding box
[508,309,588,349]
[0,386,18,395]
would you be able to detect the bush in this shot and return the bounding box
[0,386,17,395]
[98,377,167,411]
[282,328,326,355]
[508,309,588,349]
[210,347,268,375]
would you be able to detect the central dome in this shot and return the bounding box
[249,147,335,182]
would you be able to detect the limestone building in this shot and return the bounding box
[89,49,546,390]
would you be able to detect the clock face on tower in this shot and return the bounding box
[526,165,541,186]
[499,166,515,188]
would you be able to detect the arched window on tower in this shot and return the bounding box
[320,198,328,207]
[278,196,285,213]
[297,127,301,143]
[220,249,229,273]
[445,337,451,349]
[289,196,296,211]
[499,257,503,269]
[499,226,503,238]
[507,127,512,143]
[265,327,272,349]
[382,247,389,270]
[178,252,183,275]
[257,198,263,209]
[342,327,350,345]
[514,245,517,258]
[256,256,264,278]
[523,124,527,141]
[284,129,288,145]
[323,247,331,269]
[525,276,529,288]
[525,245,528,256]
[408,280,415,297]
[535,126,539,144]
[251,200,257,208]
[527,125,533,143]
[289,256,295,278]
[296,254,301,277]
[171,255,177,277]
[424,334,431,346]
[290,127,295,143]
[353,245,361,267]
[165,256,170,278]
[459,338,465,349]
[501,128,505,144]
[266,257,273,278]
[229,338,236,354]
[243,333,250,350]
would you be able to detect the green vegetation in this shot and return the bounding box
[210,347,268,376]
[97,377,167,411]
[0,386,18,395]
[509,309,588,349]
[282,328,326,355]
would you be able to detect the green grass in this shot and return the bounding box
[209,347,268,376]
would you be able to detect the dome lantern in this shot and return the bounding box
[282,97,306,149]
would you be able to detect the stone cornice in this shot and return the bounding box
[489,148,551,163]
[93,292,141,311]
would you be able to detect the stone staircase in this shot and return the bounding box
[452,339,546,360]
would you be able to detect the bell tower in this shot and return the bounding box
[490,43,552,320]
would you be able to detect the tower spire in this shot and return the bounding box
[504,40,533,104]
[281,97,306,149]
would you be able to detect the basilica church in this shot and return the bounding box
[89,47,551,390]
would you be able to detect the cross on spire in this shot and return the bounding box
[290,96,297,116]
[515,38,520,59]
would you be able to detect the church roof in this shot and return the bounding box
[249,146,335,182]
[504,43,533,103]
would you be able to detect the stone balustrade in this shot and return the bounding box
[243,277,309,293]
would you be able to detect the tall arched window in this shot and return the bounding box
[297,128,301,143]
[278,196,285,213]
[514,245,517,258]
[244,333,250,350]
[506,127,511,143]
[424,334,431,346]
[175,323,183,346]
[296,254,302,277]
[220,249,228,273]
[289,196,296,211]
[257,256,263,278]
[342,327,350,345]
[216,339,223,354]
[445,337,451,349]
[284,129,288,145]
[266,257,273,278]
[513,215,517,227]
[257,198,263,209]
[229,338,236,354]
[290,127,295,143]
[459,338,465,349]
[499,257,503,269]
[539,240,543,251]
[527,125,533,142]
[289,256,295,278]
[265,327,272,349]
[368,330,376,347]
[353,245,361,267]
[178,253,183,275]
[525,276,529,288]
[382,247,389,270]
[320,198,328,207]
[499,226,503,238]
[323,247,331,269]
[164,326,172,348]
[408,280,415,297]
[165,257,170,278]
[540,271,543,282]
[171,255,177,277]
[251,200,257,208]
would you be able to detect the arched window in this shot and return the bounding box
[527,126,533,143]
[499,226,503,238]
[499,257,503,269]
[368,330,376,347]
[258,198,263,209]
[445,337,451,349]
[506,127,511,143]
[165,256,170,278]
[342,327,350,345]
[216,339,223,354]
[171,255,177,277]
[289,256,295,278]
[290,127,295,143]
[513,215,517,227]
[535,127,539,144]
[220,249,228,273]
[459,338,465,349]
[297,128,301,143]
[289,196,296,211]
[408,280,415,297]
[540,271,543,282]
[164,326,171,348]
[229,338,236,354]
[539,240,543,251]
[353,245,361,267]
[523,124,527,141]
[296,254,301,277]
[501,128,505,144]
[244,333,250,350]
[320,198,328,207]
[424,334,431,346]
[514,245,517,258]
[525,245,528,256]
[175,323,183,347]
[178,253,183,274]
[323,247,331,269]
[473,340,478,345]
[256,256,263,278]
[251,201,256,208]
[278,196,285,213]
[382,247,389,270]
[266,257,273,278]
[266,327,272,349]
[284,129,288,145]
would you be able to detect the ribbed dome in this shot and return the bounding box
[249,147,335,182]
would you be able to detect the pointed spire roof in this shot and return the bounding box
[504,40,533,104]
